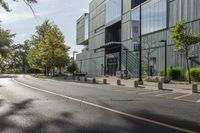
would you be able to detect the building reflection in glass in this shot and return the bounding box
[84,15,89,40]
[106,0,122,24]
[132,0,167,36]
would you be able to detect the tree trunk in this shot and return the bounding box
[59,67,62,75]
[44,66,46,75]
[185,49,191,84]
[53,66,55,76]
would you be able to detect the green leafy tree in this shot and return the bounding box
[39,25,69,76]
[11,40,32,73]
[27,20,53,74]
[55,46,70,74]
[171,21,200,84]
[27,47,42,70]
[0,28,13,58]
[36,19,52,39]
[67,61,77,74]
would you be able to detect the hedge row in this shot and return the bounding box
[159,67,200,82]
[186,68,200,82]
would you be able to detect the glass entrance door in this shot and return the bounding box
[107,58,118,76]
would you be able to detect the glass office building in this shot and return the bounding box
[84,15,89,40]
[132,0,167,35]
[106,0,122,24]
[76,0,200,77]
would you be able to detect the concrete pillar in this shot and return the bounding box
[134,81,139,88]
[92,78,96,84]
[103,79,107,84]
[84,77,87,82]
[77,77,80,81]
[192,84,198,93]
[117,79,121,86]
[158,82,163,90]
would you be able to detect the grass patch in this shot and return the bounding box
[31,74,53,79]
[31,73,69,79]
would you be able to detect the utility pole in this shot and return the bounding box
[80,59,82,74]
[139,1,143,84]
[123,48,128,78]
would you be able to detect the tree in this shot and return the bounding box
[36,19,53,39]
[0,28,13,57]
[142,38,156,76]
[0,0,37,15]
[28,20,53,74]
[67,60,77,74]
[11,40,32,73]
[39,25,69,76]
[171,21,200,84]
[27,46,42,70]
[55,46,70,74]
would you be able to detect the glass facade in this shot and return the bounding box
[106,0,122,24]
[131,0,167,35]
[84,15,89,40]
[131,0,147,9]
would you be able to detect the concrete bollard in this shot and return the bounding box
[158,82,163,90]
[77,77,80,81]
[92,78,96,84]
[103,79,107,84]
[134,81,139,88]
[192,84,198,93]
[117,79,121,86]
[84,77,87,82]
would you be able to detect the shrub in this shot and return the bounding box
[27,68,42,74]
[159,70,165,76]
[186,68,200,82]
[160,67,183,81]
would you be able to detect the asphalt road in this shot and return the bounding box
[0,75,200,133]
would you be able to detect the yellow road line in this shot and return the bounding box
[13,78,197,133]
[196,100,200,103]
[174,93,192,100]
[176,99,197,103]
[155,92,176,97]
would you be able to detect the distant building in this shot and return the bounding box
[76,0,200,77]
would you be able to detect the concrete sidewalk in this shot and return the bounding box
[95,77,199,94]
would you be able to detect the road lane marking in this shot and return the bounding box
[155,92,176,97]
[13,78,197,133]
[174,93,192,100]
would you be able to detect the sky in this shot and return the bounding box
[0,0,91,56]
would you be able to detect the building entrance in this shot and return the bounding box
[107,57,118,76]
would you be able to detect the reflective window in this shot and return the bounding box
[131,0,167,35]
[131,0,147,9]
[106,0,122,24]
[84,15,89,40]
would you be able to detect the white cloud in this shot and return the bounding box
[0,13,33,24]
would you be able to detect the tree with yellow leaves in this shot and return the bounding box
[39,25,69,76]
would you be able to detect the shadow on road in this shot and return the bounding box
[0,75,17,79]
[0,99,199,133]
[120,110,200,133]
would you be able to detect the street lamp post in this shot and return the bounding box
[123,48,128,78]
[73,51,78,76]
[160,40,167,78]
[80,59,82,74]
[139,1,143,84]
